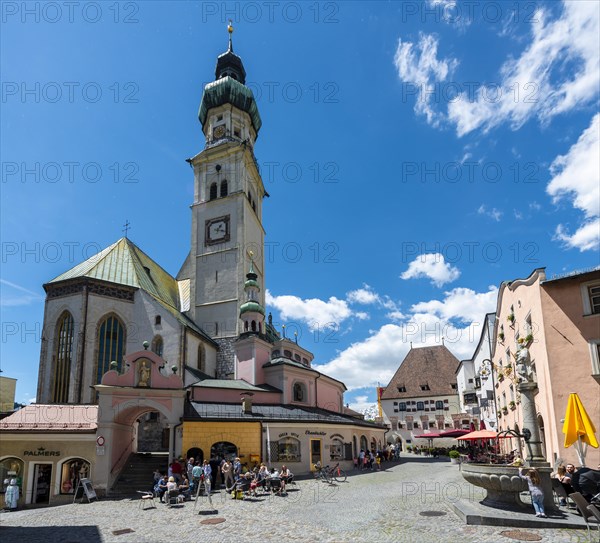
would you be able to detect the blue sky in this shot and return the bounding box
[1,1,599,411]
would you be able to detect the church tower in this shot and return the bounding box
[179,23,267,378]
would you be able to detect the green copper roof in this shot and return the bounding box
[198,76,262,135]
[240,300,265,316]
[244,278,259,289]
[47,237,180,309]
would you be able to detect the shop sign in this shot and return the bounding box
[305,430,326,436]
[24,447,60,457]
[278,432,300,438]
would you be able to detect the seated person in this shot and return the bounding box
[178,476,191,500]
[279,465,291,491]
[572,467,600,502]
[166,476,177,491]
[154,475,169,503]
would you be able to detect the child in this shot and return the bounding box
[519,467,547,518]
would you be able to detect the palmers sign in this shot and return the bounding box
[24,448,61,457]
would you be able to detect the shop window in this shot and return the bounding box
[52,311,75,403]
[277,437,301,462]
[60,458,90,494]
[330,438,343,460]
[0,458,23,494]
[96,314,125,384]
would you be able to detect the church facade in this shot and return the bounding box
[1,27,386,506]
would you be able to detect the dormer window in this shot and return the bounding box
[420,384,430,391]
[398,386,406,393]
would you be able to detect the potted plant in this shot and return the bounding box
[449,450,460,464]
[498,331,505,343]
[504,365,513,377]
[407,445,412,453]
[507,313,515,326]
[525,333,534,345]
[498,373,505,382]
[509,400,516,410]
[502,406,509,415]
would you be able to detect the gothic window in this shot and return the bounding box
[52,311,75,403]
[209,182,217,200]
[220,180,228,197]
[96,314,125,384]
[293,382,306,402]
[198,344,206,373]
[151,335,163,357]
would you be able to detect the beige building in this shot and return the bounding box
[0,376,17,413]
[492,267,600,467]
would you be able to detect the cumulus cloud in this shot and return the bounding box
[346,286,380,305]
[447,1,600,136]
[315,286,498,391]
[547,113,600,251]
[394,32,458,126]
[400,253,461,287]
[266,290,353,330]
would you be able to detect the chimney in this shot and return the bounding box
[241,393,254,414]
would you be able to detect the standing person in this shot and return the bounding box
[202,460,212,494]
[221,459,234,491]
[209,456,220,488]
[191,461,202,491]
[358,450,365,470]
[186,457,194,483]
[233,457,242,482]
[170,458,182,483]
[519,467,547,518]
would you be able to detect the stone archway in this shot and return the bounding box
[94,350,186,493]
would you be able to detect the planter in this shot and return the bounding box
[450,457,460,465]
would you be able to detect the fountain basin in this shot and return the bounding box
[460,464,528,508]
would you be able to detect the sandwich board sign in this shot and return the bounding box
[73,478,98,503]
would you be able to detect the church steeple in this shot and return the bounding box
[240,252,265,334]
[215,21,247,84]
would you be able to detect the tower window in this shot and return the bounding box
[155,315,161,326]
[234,127,241,138]
[216,114,223,121]
[151,335,163,357]
[52,311,75,403]
[96,314,125,384]
[220,180,228,198]
[209,182,217,200]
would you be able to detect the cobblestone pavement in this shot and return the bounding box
[0,456,590,543]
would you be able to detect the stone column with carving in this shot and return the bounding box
[518,381,555,510]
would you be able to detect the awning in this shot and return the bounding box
[414,429,471,439]
[456,429,501,441]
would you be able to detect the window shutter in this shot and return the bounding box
[344,443,353,460]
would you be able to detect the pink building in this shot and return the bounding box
[492,267,600,467]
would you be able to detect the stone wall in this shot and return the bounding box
[215,337,236,378]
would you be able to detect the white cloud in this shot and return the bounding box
[316,286,498,391]
[394,32,458,126]
[513,210,524,220]
[266,290,352,330]
[547,113,600,251]
[400,253,461,287]
[447,1,600,136]
[477,204,503,222]
[347,286,380,305]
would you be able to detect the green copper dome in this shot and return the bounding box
[198,77,262,135]
[240,300,265,316]
[245,278,260,289]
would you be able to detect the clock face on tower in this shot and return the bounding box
[213,125,226,139]
[205,215,230,245]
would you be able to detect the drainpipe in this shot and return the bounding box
[314,373,321,408]
[173,419,183,460]
[77,283,90,403]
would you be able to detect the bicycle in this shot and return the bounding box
[327,462,347,483]
[313,462,332,483]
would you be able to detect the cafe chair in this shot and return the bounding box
[137,491,156,510]
[570,492,600,542]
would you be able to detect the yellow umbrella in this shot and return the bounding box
[563,392,599,467]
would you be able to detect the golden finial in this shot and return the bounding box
[227,20,234,51]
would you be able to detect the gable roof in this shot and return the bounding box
[380,345,460,400]
[46,237,180,310]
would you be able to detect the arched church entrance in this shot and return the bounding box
[94,350,186,494]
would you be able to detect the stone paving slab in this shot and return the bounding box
[0,456,593,543]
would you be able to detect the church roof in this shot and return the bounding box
[47,237,180,309]
[380,345,460,400]
[190,379,280,393]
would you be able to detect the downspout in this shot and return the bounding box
[77,283,90,403]
[37,292,50,401]
[314,373,321,408]
[173,418,184,460]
